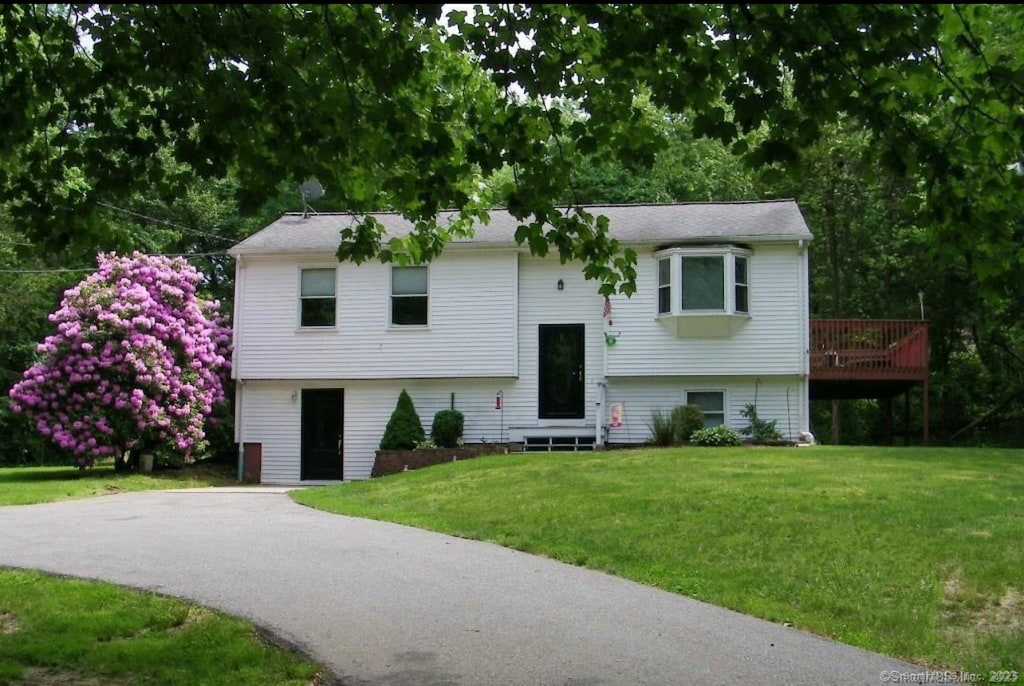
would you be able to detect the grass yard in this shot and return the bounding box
[0,462,234,506]
[0,569,323,685]
[293,446,1024,673]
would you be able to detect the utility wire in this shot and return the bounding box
[0,267,95,274]
[95,201,238,244]
[0,251,232,274]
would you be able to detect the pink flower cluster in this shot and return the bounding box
[8,253,232,460]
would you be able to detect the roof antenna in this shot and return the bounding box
[299,179,325,219]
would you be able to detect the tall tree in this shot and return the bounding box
[1,4,1021,298]
[8,253,231,469]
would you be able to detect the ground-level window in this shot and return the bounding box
[391,266,428,326]
[686,391,725,427]
[300,268,336,327]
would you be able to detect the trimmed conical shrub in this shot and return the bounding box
[379,389,425,449]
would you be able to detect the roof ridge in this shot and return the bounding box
[282,199,796,217]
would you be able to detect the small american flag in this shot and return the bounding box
[603,297,612,318]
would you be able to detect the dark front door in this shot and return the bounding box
[301,389,344,480]
[539,324,585,419]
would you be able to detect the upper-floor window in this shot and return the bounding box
[681,256,725,311]
[654,247,751,317]
[299,268,336,327]
[657,257,672,315]
[391,266,428,326]
[735,256,749,314]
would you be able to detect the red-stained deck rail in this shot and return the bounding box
[810,320,928,381]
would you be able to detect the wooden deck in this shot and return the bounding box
[809,319,929,444]
[810,319,928,382]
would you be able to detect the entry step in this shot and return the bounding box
[524,436,596,452]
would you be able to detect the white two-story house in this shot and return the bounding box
[228,200,812,483]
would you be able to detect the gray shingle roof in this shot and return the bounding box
[229,200,812,255]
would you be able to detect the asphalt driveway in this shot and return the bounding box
[0,489,917,685]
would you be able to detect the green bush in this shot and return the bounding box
[154,445,188,469]
[740,403,784,441]
[379,389,425,450]
[431,409,465,448]
[691,425,742,446]
[648,409,676,446]
[671,404,705,443]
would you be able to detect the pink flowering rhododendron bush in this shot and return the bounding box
[8,253,232,468]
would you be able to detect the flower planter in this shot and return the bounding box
[372,443,522,477]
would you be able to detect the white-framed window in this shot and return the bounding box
[299,268,336,327]
[391,266,428,326]
[681,255,725,311]
[735,256,749,314]
[686,390,725,427]
[657,257,672,315]
[654,247,751,316]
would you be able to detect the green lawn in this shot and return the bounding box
[293,446,1024,673]
[0,569,322,685]
[0,462,234,506]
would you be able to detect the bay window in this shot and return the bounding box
[653,246,752,336]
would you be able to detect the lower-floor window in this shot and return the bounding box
[686,391,725,427]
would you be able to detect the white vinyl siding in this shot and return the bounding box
[516,256,605,426]
[233,241,811,482]
[608,244,806,376]
[236,251,517,379]
[241,377,578,483]
[605,376,807,444]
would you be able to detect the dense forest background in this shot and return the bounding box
[2,5,1022,462]
[4,113,1020,463]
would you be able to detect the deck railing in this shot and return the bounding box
[810,320,928,381]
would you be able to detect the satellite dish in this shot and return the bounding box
[300,179,325,200]
[299,179,326,218]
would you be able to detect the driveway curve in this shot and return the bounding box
[0,490,917,685]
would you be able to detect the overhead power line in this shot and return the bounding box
[0,251,232,275]
[95,201,237,244]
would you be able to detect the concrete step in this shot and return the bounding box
[523,436,596,452]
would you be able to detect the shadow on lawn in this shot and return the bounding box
[0,462,234,484]
[0,467,118,483]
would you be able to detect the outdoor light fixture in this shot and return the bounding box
[557,279,564,291]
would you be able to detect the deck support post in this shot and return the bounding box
[883,396,893,445]
[831,399,841,444]
[903,391,911,446]
[922,379,929,446]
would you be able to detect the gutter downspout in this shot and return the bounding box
[597,294,610,448]
[233,254,245,482]
[797,239,811,437]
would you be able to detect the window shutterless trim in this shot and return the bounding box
[298,266,337,328]
[653,246,752,317]
[685,389,727,428]
[734,255,749,314]
[389,265,429,327]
